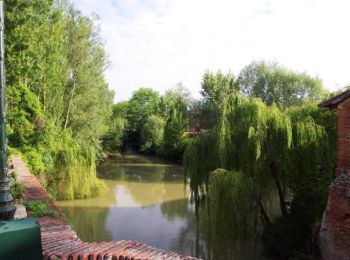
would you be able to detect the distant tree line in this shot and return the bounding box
[103,83,191,162]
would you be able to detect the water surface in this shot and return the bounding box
[56,155,265,259]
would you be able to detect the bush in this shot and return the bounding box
[24,200,49,217]
[21,147,46,175]
[10,172,23,199]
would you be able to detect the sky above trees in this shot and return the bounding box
[72,0,350,101]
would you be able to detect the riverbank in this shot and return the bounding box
[12,155,198,260]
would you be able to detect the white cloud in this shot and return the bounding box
[72,0,350,101]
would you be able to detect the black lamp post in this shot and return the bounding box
[0,0,16,221]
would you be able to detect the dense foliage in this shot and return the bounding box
[184,68,337,258]
[5,0,112,199]
[102,101,128,152]
[104,84,192,161]
[126,88,161,149]
[140,115,165,154]
[237,61,328,107]
[5,2,339,257]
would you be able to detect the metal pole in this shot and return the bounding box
[0,0,16,221]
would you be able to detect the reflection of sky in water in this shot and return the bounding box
[56,155,194,250]
[56,155,266,260]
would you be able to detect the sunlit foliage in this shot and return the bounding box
[5,0,113,199]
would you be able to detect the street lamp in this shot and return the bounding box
[0,0,16,221]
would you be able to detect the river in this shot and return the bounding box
[56,155,266,259]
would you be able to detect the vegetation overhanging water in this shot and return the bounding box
[57,155,268,260]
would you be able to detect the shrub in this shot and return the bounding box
[21,147,46,175]
[24,200,49,217]
[10,172,23,199]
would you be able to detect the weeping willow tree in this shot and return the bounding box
[184,130,218,202]
[283,104,336,226]
[162,97,189,161]
[51,130,107,200]
[209,169,256,240]
[184,93,336,241]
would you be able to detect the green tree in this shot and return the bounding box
[5,0,67,181]
[63,7,113,148]
[140,115,165,154]
[5,0,113,200]
[102,101,129,152]
[184,93,336,252]
[193,71,236,130]
[237,61,328,107]
[126,88,161,149]
[111,101,129,118]
[127,88,161,131]
[162,97,188,161]
[201,70,237,107]
[162,83,192,115]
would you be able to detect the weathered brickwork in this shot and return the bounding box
[12,156,199,260]
[319,92,350,260]
[336,98,350,176]
[320,174,350,259]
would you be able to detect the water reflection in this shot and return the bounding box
[56,155,265,259]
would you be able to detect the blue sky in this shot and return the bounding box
[72,0,350,101]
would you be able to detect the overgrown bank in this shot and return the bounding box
[5,1,112,200]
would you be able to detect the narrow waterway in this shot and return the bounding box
[56,155,266,259]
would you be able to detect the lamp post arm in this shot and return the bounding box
[0,0,16,221]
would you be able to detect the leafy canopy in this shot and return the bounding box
[237,61,328,107]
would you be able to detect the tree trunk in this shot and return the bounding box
[270,161,288,217]
[258,197,272,227]
[64,79,76,129]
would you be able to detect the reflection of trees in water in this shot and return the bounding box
[159,198,208,259]
[160,198,191,221]
[97,158,184,183]
[76,156,268,259]
[116,181,187,207]
[160,198,264,260]
[61,206,112,242]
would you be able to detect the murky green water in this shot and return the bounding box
[56,155,265,259]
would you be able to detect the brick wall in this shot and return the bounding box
[320,174,350,259]
[320,97,350,259]
[336,98,350,176]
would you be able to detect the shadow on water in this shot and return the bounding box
[61,206,113,242]
[59,198,265,260]
[57,155,267,260]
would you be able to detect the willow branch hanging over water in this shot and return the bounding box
[184,93,336,238]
